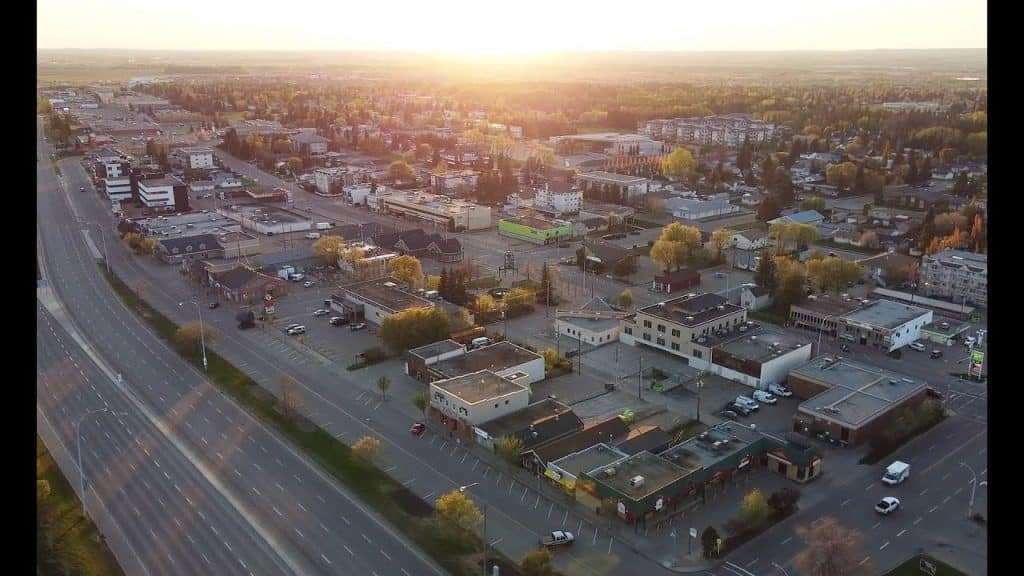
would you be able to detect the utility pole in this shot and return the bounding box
[638,352,643,399]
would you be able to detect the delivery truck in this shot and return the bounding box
[881,461,910,486]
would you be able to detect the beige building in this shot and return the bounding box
[621,293,747,364]
[429,370,530,428]
[382,190,492,231]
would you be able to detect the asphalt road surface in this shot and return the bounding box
[37,118,444,576]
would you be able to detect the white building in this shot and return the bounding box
[430,370,530,426]
[534,185,582,215]
[137,176,182,210]
[665,194,740,220]
[431,170,480,192]
[730,229,770,251]
[838,300,933,352]
[345,184,377,206]
[331,276,434,326]
[429,341,545,388]
[555,297,627,348]
[709,328,814,389]
[918,249,987,307]
[314,168,345,195]
[178,146,215,170]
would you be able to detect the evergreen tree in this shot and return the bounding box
[920,156,932,180]
[953,172,969,196]
[738,138,752,170]
[754,254,778,295]
[906,159,919,184]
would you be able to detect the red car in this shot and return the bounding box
[410,423,426,436]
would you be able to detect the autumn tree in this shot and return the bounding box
[825,162,858,189]
[389,255,424,288]
[352,436,381,461]
[806,257,862,292]
[380,307,450,354]
[757,195,782,222]
[799,197,826,213]
[313,236,348,267]
[277,375,304,418]
[794,517,870,576]
[709,228,734,263]
[388,160,415,183]
[412,391,429,415]
[475,293,497,315]
[435,489,484,541]
[663,148,697,180]
[740,489,772,530]
[858,230,880,249]
[618,288,634,308]
[173,320,219,356]
[287,156,303,172]
[773,257,807,312]
[650,222,702,272]
[494,435,524,464]
[521,547,555,576]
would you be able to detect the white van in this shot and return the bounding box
[305,232,321,240]
[882,461,910,485]
[470,337,493,349]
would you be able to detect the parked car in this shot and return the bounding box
[875,497,901,515]
[720,410,740,421]
[909,342,927,352]
[734,395,759,411]
[768,383,793,397]
[730,403,753,417]
[565,349,580,358]
[303,280,315,288]
[350,322,367,331]
[286,325,306,335]
[752,390,777,404]
[329,316,348,326]
[207,302,220,309]
[964,336,977,347]
[839,333,857,342]
[540,531,575,547]
[930,350,944,359]
[313,309,330,317]
[410,423,426,436]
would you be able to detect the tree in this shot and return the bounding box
[352,436,381,461]
[287,156,303,172]
[774,167,795,205]
[701,526,721,558]
[388,160,415,183]
[825,162,858,189]
[173,320,219,356]
[538,262,559,305]
[37,479,51,503]
[740,489,772,530]
[412,391,429,416]
[277,375,304,418]
[494,435,524,464]
[618,288,634,308]
[376,376,390,401]
[799,197,826,213]
[761,156,776,190]
[794,517,869,576]
[774,257,807,311]
[663,148,697,180]
[767,487,800,518]
[523,260,535,282]
[475,293,497,315]
[521,548,555,576]
[754,253,778,294]
[757,195,782,222]
[435,489,484,539]
[389,255,424,288]
[858,230,880,249]
[138,237,157,255]
[709,228,733,263]
[313,236,347,267]
[807,257,862,292]
[380,307,450,354]
[651,222,702,271]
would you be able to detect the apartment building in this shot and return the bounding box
[534,185,582,214]
[640,115,776,148]
[177,146,215,170]
[621,293,747,361]
[918,249,987,307]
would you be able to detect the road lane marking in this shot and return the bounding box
[943,496,951,504]
[955,487,963,495]
[343,545,354,556]
[781,536,793,545]
[942,472,951,481]
[535,494,541,508]
[929,506,938,513]
[865,483,875,491]
[253,487,261,496]
[879,541,889,550]
[841,498,851,507]
[607,536,613,554]
[294,528,304,539]
[472,459,479,471]
[341,515,351,525]
[746,559,758,568]
[914,517,923,525]
[859,557,870,566]
[320,522,329,534]
[201,553,211,565]
[298,502,307,512]
[273,506,283,517]
[920,489,929,496]
[381,550,392,561]
[897,529,907,537]
[872,521,881,529]
[362,533,372,543]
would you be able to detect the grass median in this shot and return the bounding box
[37,435,126,576]
[100,266,520,576]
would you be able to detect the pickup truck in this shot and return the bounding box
[540,531,574,547]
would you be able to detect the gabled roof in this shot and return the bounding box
[291,131,330,144]
[770,210,824,225]
[579,297,616,313]
[372,228,462,256]
[583,240,637,264]
[214,266,258,290]
[158,234,222,254]
[529,416,631,465]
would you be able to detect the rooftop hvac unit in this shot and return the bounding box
[383,282,397,288]
[686,316,695,322]
[712,441,725,450]
[629,475,645,488]
[604,467,617,477]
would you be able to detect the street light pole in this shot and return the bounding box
[179,300,208,371]
[960,462,987,518]
[459,483,487,576]
[772,562,791,576]
[76,408,127,516]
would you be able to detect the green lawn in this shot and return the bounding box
[99,266,507,576]
[885,554,967,576]
[37,436,126,576]
[727,221,767,231]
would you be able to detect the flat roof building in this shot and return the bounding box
[789,356,929,447]
[498,216,573,245]
[622,293,747,370]
[708,328,814,388]
[332,277,434,326]
[473,398,584,453]
[918,249,987,308]
[427,341,545,388]
[790,297,933,352]
[429,370,530,428]
[382,190,492,231]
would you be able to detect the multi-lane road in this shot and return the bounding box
[37,118,445,576]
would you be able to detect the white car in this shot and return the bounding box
[313,309,330,317]
[286,325,306,335]
[964,336,976,347]
[734,396,759,411]
[303,280,315,288]
[768,383,793,398]
[752,390,777,404]
[908,342,926,352]
[875,497,900,515]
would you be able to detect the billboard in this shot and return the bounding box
[969,350,984,378]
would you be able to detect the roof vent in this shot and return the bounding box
[629,475,645,488]
[686,316,695,322]
[604,467,617,477]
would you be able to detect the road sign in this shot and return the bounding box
[969,349,984,378]
[919,558,937,576]
[689,528,698,539]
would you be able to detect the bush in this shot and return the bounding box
[362,346,389,365]
[768,487,800,519]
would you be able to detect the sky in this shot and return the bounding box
[38,0,987,55]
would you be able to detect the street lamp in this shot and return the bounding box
[459,483,488,576]
[90,222,110,274]
[77,408,128,516]
[772,562,791,576]
[960,462,987,518]
[178,300,208,371]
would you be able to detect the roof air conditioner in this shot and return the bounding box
[629,475,645,488]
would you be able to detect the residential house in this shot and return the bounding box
[651,268,702,294]
[370,228,464,263]
[209,265,288,303]
[740,286,772,311]
[730,229,770,251]
[579,241,639,277]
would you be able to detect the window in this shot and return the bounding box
[671,329,680,337]
[671,342,680,351]
[656,338,665,346]
[643,320,652,328]
[693,350,703,359]
[657,324,666,333]
[505,400,509,404]
[642,333,651,341]
[625,327,633,335]
[494,404,499,408]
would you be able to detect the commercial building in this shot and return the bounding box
[768,210,825,227]
[430,170,480,192]
[789,356,929,447]
[918,249,987,307]
[291,131,330,156]
[918,318,971,347]
[429,370,530,432]
[575,171,650,203]
[498,216,573,245]
[420,341,545,388]
[622,293,747,360]
[370,228,464,263]
[381,190,492,231]
[546,444,629,493]
[207,265,288,304]
[314,167,347,196]
[405,340,466,380]
[136,175,188,211]
[665,194,740,220]
[473,398,583,454]
[524,416,631,477]
[331,276,434,326]
[790,297,933,352]
[154,234,224,264]
[176,146,215,170]
[704,328,814,388]
[534,186,582,214]
[550,133,663,156]
[651,268,701,294]
[555,297,628,349]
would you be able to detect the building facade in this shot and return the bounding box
[534,186,582,214]
[918,249,987,307]
[498,217,573,245]
[429,370,530,429]
[621,293,747,364]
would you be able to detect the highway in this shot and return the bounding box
[37,118,445,576]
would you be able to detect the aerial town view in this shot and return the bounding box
[37,2,987,576]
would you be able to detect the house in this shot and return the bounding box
[209,265,287,303]
[651,268,701,294]
[155,233,223,264]
[740,286,772,311]
[579,241,639,276]
[291,131,330,157]
[730,229,770,251]
[415,341,546,388]
[370,228,464,263]
[555,298,629,349]
[429,371,531,437]
[768,210,825,227]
